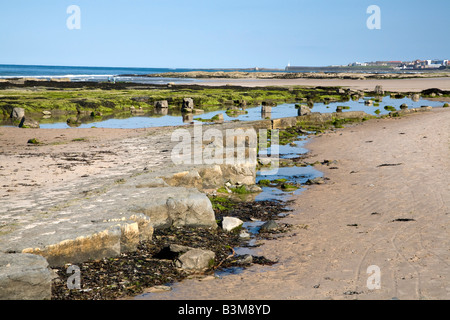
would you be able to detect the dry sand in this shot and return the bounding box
[198,77,450,92]
[139,107,450,300]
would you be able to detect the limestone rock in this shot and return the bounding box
[155,100,169,108]
[132,187,217,229]
[19,117,40,129]
[213,113,224,122]
[175,248,215,271]
[222,216,244,232]
[298,105,311,116]
[219,163,256,186]
[374,85,384,95]
[182,98,194,112]
[10,107,25,120]
[261,105,272,114]
[0,253,52,300]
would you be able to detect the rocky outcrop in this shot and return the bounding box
[0,253,52,300]
[130,186,217,229]
[12,212,154,268]
[1,111,387,299]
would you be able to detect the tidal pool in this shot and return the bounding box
[10,95,444,129]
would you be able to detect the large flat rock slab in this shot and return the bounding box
[0,253,52,300]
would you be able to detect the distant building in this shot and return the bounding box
[348,62,368,67]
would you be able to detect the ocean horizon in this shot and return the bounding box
[0,64,284,81]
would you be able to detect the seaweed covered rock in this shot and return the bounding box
[181,98,194,112]
[175,248,215,272]
[19,117,40,129]
[155,100,169,108]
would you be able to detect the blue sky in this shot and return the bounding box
[0,0,448,68]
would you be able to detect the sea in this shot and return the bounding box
[0,64,276,84]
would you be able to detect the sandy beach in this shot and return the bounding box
[1,88,449,300]
[138,107,450,300]
[198,77,450,92]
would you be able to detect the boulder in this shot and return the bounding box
[261,105,272,114]
[19,117,40,129]
[219,163,256,186]
[131,187,217,229]
[10,107,25,120]
[175,248,215,271]
[272,117,298,130]
[222,216,244,232]
[411,94,420,102]
[197,165,224,189]
[374,85,384,95]
[400,103,408,110]
[0,253,52,300]
[297,105,311,116]
[155,100,169,108]
[260,220,278,232]
[182,98,194,112]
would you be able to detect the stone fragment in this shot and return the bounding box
[175,249,215,271]
[222,217,244,232]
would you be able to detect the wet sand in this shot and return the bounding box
[198,77,450,92]
[140,107,450,300]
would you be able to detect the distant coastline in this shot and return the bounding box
[142,70,450,80]
[1,64,450,86]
